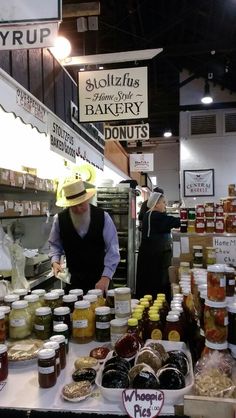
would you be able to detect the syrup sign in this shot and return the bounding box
[122,389,164,418]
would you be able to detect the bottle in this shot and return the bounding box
[0,344,8,381]
[127,317,140,339]
[114,287,131,319]
[146,314,163,341]
[9,300,31,339]
[34,307,53,340]
[95,306,111,342]
[164,313,184,341]
[38,348,56,388]
[50,334,66,369]
[72,300,94,343]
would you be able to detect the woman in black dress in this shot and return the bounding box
[135,192,180,302]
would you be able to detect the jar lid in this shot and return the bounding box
[51,289,65,297]
[35,307,52,316]
[12,300,28,309]
[43,341,59,350]
[69,289,83,296]
[88,289,103,296]
[140,301,149,308]
[13,289,28,296]
[157,293,166,298]
[83,295,98,303]
[225,266,235,273]
[53,323,68,332]
[50,335,65,344]
[149,314,160,321]
[24,294,39,302]
[207,264,225,272]
[205,340,228,350]
[114,287,131,295]
[205,298,227,308]
[44,292,59,300]
[0,306,10,314]
[166,314,179,321]
[38,348,55,359]
[180,262,190,267]
[95,306,110,315]
[193,245,203,250]
[193,264,203,268]
[206,247,215,250]
[0,312,4,319]
[63,294,77,303]
[0,344,7,354]
[128,318,138,326]
[31,289,46,296]
[132,312,142,320]
[169,309,180,317]
[74,300,90,309]
[143,294,152,301]
[4,294,19,302]
[53,306,70,315]
[106,289,115,296]
[110,318,127,326]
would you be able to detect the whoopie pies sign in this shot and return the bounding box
[122,389,164,418]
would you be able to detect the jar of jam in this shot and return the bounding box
[228,198,236,213]
[38,348,56,388]
[9,300,31,339]
[114,287,131,319]
[228,184,236,197]
[207,264,226,301]
[72,300,94,343]
[195,218,205,233]
[205,218,215,233]
[215,204,224,217]
[196,204,205,218]
[180,208,188,220]
[34,307,53,340]
[0,306,10,339]
[110,318,128,347]
[53,306,71,336]
[204,299,228,343]
[225,266,235,298]
[69,289,83,300]
[43,341,60,377]
[105,289,115,319]
[215,217,224,233]
[50,334,66,369]
[0,344,8,381]
[226,213,236,233]
[0,313,6,343]
[53,323,69,353]
[44,292,60,310]
[206,247,216,265]
[95,306,111,342]
[204,202,215,218]
[180,220,188,233]
[88,289,104,306]
[227,302,236,346]
[164,313,184,341]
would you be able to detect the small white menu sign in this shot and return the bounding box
[122,389,164,418]
[213,236,236,267]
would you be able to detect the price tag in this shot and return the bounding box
[122,389,164,418]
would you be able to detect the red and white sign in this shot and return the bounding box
[122,389,164,418]
[130,153,154,172]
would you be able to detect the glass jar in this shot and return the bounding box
[215,203,224,217]
[194,252,203,265]
[0,313,6,343]
[196,204,205,218]
[31,289,46,306]
[4,294,19,307]
[178,262,191,279]
[195,218,205,233]
[43,341,60,377]
[164,313,184,341]
[83,294,98,313]
[9,300,31,339]
[201,340,228,357]
[13,289,29,300]
[106,289,115,319]
[62,294,77,318]
[51,289,65,306]
[69,289,83,300]
[24,294,41,331]
[114,287,131,319]
[50,334,66,369]
[227,302,236,346]
[225,266,235,298]
[180,220,188,233]
[187,220,195,233]
[204,202,215,218]
[0,344,8,381]
[88,289,104,306]
[180,208,188,220]
[207,264,226,301]
[95,306,111,342]
[53,306,71,336]
[205,218,215,233]
[110,318,128,348]
[38,348,56,388]
[228,184,236,197]
[206,247,216,265]
[215,217,224,233]
[72,300,94,343]
[0,306,10,339]
[204,299,228,343]
[188,209,196,220]
[145,314,163,341]
[225,213,236,233]
[53,323,69,353]
[44,292,60,310]
[34,307,52,340]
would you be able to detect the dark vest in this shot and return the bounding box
[58,204,105,291]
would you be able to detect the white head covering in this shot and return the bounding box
[147,192,163,210]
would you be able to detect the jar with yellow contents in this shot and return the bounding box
[88,289,105,306]
[72,300,94,343]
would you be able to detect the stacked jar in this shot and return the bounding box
[180,208,188,233]
[195,204,205,233]
[187,208,196,233]
[215,203,225,233]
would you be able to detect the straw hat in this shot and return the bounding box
[56,179,96,207]
[147,192,163,210]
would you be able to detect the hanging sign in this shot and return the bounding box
[78,67,148,122]
[104,123,149,141]
[0,0,61,24]
[183,169,214,197]
[48,114,77,163]
[122,389,164,418]
[213,236,236,267]
[130,153,154,172]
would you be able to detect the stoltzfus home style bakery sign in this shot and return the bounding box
[78,67,148,122]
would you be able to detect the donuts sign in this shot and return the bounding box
[122,389,164,418]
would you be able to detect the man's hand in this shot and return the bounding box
[52,261,62,277]
[95,276,110,293]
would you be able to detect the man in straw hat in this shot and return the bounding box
[136,191,180,302]
[48,178,120,293]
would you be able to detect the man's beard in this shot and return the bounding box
[69,205,91,232]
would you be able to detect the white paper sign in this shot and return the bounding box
[78,67,148,122]
[122,389,164,418]
[213,236,236,266]
[184,169,214,197]
[130,153,154,172]
[48,114,77,163]
[173,241,181,258]
[180,236,190,254]
[0,0,61,24]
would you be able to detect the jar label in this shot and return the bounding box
[151,329,162,340]
[96,322,110,329]
[168,330,180,341]
[197,222,204,228]
[34,324,44,331]
[53,320,64,326]
[220,277,226,287]
[229,280,235,285]
[224,317,229,326]
[115,300,131,315]
[73,320,88,328]
[38,366,55,374]
[10,319,26,327]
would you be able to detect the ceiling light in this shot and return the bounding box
[201,80,213,104]
[163,129,172,138]
[50,36,71,60]
[98,66,104,70]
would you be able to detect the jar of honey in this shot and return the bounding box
[195,218,205,233]
[228,184,236,197]
[204,202,215,218]
[215,217,224,233]
[207,264,226,302]
[225,213,236,233]
[205,218,215,233]
[196,204,205,218]
[164,313,184,342]
[215,203,224,217]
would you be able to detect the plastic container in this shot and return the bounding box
[204,299,228,343]
[164,313,184,342]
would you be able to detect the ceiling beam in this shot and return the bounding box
[62,2,100,18]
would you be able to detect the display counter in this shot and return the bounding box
[0,341,187,417]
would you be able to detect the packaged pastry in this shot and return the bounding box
[74,356,99,371]
[62,381,93,402]
[7,339,44,362]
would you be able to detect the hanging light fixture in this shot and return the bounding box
[201,80,213,104]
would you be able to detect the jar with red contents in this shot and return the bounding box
[215,217,224,233]
[207,264,226,301]
[0,344,8,381]
[225,214,236,233]
[204,202,215,218]
[205,218,215,233]
[225,266,235,298]
[204,299,228,343]
[196,204,205,218]
[180,208,188,220]
[215,203,224,217]
[195,218,205,233]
